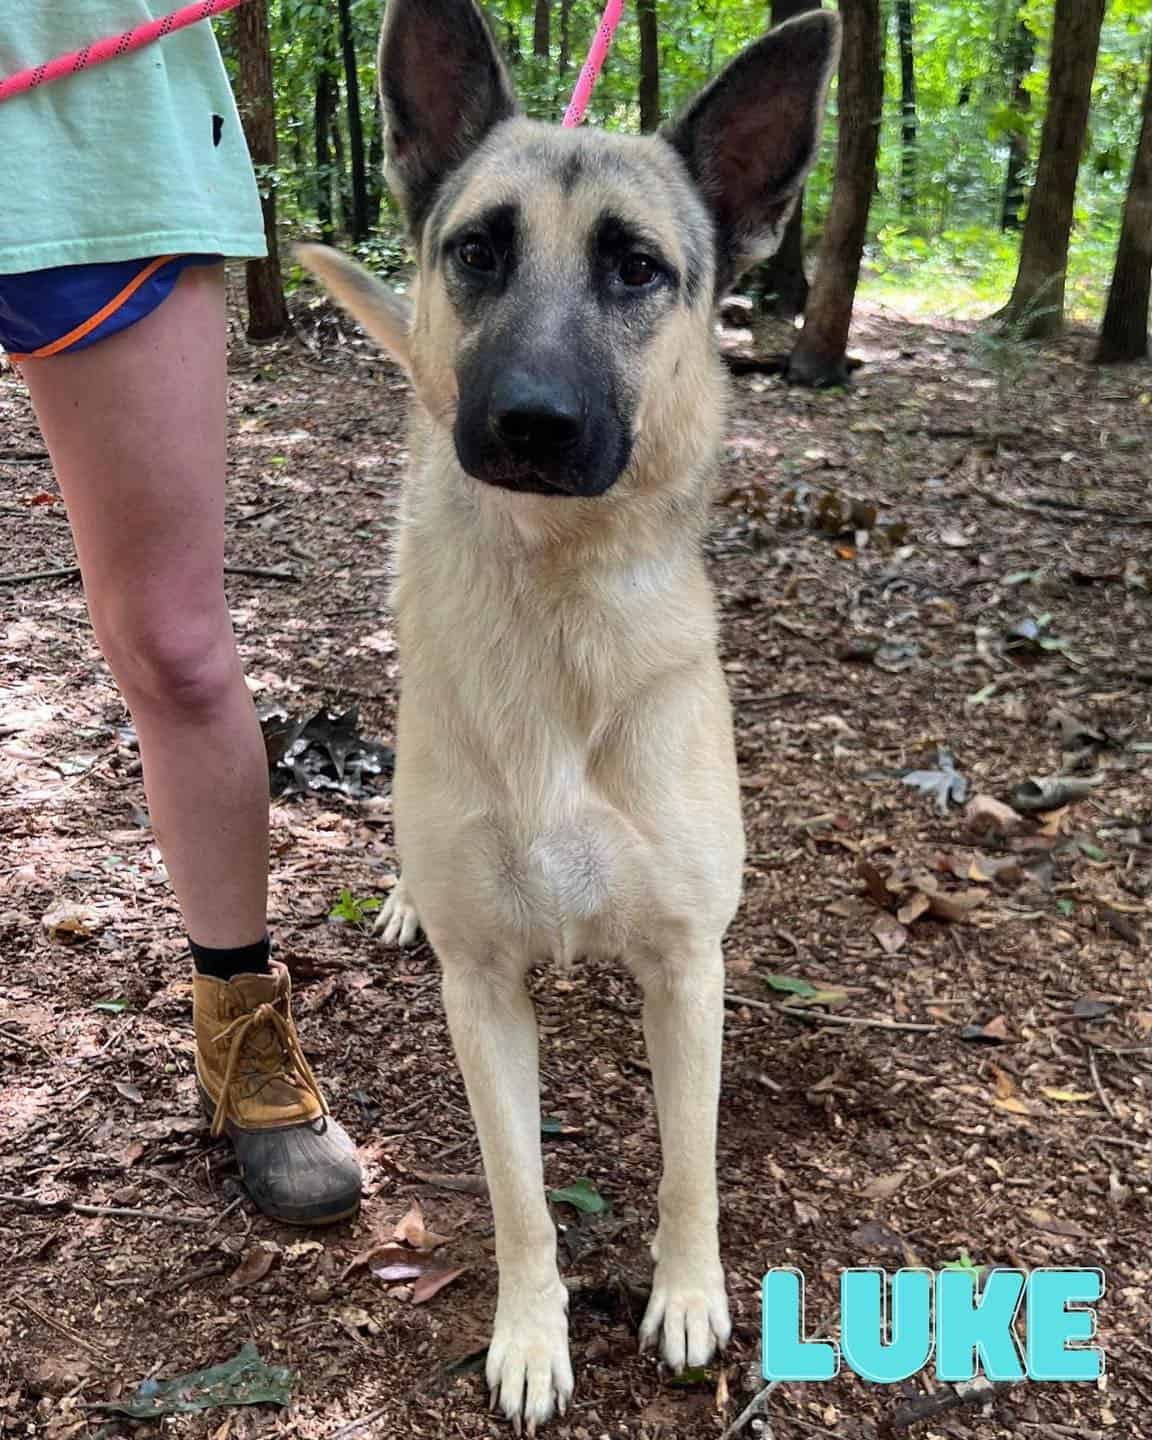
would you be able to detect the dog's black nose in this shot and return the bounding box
[490,371,583,459]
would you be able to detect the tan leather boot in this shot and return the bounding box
[194,961,361,1225]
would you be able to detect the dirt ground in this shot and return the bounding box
[2,284,1150,1440]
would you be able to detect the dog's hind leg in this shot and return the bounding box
[441,956,573,1432]
[635,944,731,1371]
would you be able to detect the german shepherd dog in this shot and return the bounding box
[298,0,837,1426]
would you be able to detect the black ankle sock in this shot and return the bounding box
[190,934,272,981]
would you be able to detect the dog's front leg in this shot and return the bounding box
[636,945,731,1371]
[442,959,573,1432]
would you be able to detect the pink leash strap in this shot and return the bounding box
[0,0,250,106]
[562,0,626,127]
[0,0,625,124]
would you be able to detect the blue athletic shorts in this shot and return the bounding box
[0,254,222,362]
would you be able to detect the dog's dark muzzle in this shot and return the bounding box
[453,360,631,498]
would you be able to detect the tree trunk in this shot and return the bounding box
[331,103,351,234]
[234,0,289,340]
[999,0,1106,339]
[744,0,822,320]
[1096,47,1152,364]
[1001,18,1034,231]
[314,17,337,243]
[896,0,916,214]
[558,0,572,74]
[367,90,384,230]
[787,0,883,386]
[637,0,660,132]
[337,0,369,241]
[533,0,550,58]
[505,22,521,65]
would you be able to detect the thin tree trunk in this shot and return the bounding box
[1096,47,1152,363]
[533,0,550,58]
[331,102,351,234]
[1001,18,1034,231]
[788,0,883,386]
[505,22,521,65]
[896,0,916,214]
[367,90,384,230]
[558,0,572,74]
[999,0,1106,339]
[337,0,369,241]
[234,0,289,340]
[314,21,337,242]
[745,0,822,320]
[637,0,660,132]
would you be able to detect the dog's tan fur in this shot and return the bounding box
[297,3,836,1427]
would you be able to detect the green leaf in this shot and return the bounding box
[1057,899,1076,917]
[94,999,130,1014]
[540,1116,565,1135]
[763,974,818,998]
[548,1177,607,1214]
[942,1248,986,1277]
[91,1343,295,1418]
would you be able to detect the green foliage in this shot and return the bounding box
[329,887,383,926]
[241,0,1152,317]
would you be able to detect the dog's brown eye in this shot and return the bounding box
[618,253,660,288]
[458,238,497,272]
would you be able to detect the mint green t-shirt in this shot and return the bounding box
[0,3,268,274]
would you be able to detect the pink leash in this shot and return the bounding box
[0,0,625,123]
[0,0,250,106]
[562,0,626,127]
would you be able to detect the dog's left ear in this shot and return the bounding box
[665,10,840,289]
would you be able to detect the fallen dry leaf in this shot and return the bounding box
[963,794,1021,838]
[41,900,102,943]
[393,1199,451,1252]
[230,1244,278,1288]
[1040,1088,1095,1104]
[871,912,908,955]
[862,1170,906,1200]
[411,1265,467,1304]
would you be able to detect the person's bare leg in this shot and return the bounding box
[21,266,266,948]
[21,265,361,1224]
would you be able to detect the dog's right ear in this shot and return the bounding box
[294,244,413,373]
[379,0,518,231]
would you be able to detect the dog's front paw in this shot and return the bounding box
[487,1281,573,1434]
[639,1258,731,1372]
[374,876,421,947]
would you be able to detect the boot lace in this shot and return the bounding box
[211,1001,328,1137]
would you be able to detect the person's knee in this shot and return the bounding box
[97,605,241,717]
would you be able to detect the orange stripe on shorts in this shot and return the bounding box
[8,254,177,362]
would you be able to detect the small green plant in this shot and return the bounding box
[329,888,383,927]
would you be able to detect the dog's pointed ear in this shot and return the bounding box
[294,244,413,373]
[665,10,840,288]
[379,0,518,231]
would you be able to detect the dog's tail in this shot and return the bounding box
[294,243,413,372]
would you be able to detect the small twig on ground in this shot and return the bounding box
[12,1295,111,1358]
[235,499,291,525]
[720,1381,779,1440]
[223,563,299,582]
[1087,1047,1118,1122]
[0,1192,210,1226]
[889,1378,998,1429]
[0,565,81,587]
[207,1193,245,1233]
[776,1417,845,1437]
[724,993,940,1035]
[158,1260,231,1295]
[327,1405,394,1440]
